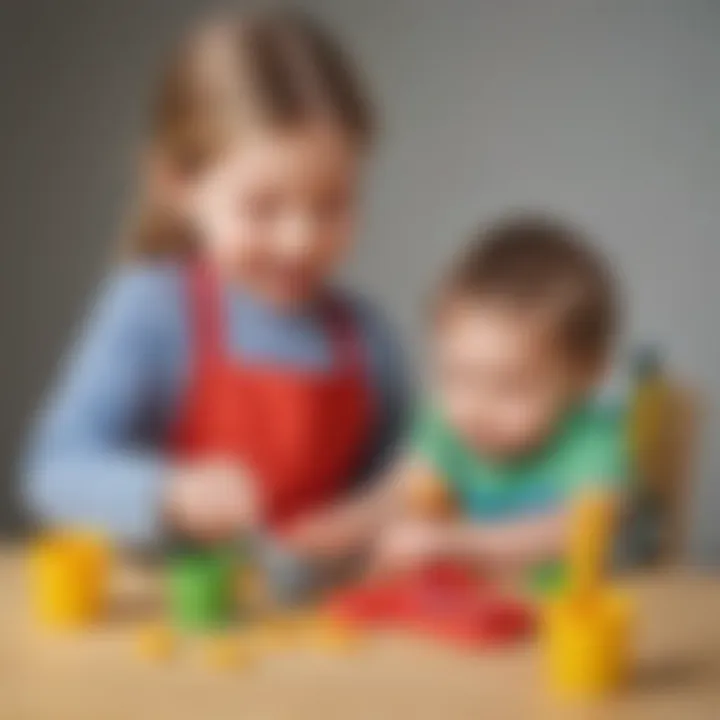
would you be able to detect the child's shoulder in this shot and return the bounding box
[559,399,628,488]
[332,287,401,351]
[408,403,460,470]
[566,399,625,439]
[93,261,188,334]
[334,287,390,328]
[105,260,186,301]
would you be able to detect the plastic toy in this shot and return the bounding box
[326,563,533,649]
[405,468,456,519]
[29,530,110,629]
[204,635,248,670]
[252,618,298,651]
[137,623,176,663]
[305,616,360,654]
[167,547,236,631]
[541,491,633,699]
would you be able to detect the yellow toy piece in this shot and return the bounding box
[567,490,614,601]
[248,618,297,653]
[406,467,455,519]
[541,491,633,699]
[204,635,248,671]
[137,624,176,663]
[306,617,360,654]
[542,590,632,699]
[29,530,110,630]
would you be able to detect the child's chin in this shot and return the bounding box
[256,278,319,310]
[468,434,544,459]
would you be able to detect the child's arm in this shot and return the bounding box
[440,486,621,571]
[377,483,619,574]
[22,270,174,542]
[280,302,411,559]
[434,508,571,569]
[281,459,406,557]
[22,268,255,544]
[281,450,439,559]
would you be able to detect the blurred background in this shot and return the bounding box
[1,0,718,563]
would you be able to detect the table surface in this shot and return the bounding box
[1,550,719,720]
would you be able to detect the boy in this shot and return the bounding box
[377,214,626,579]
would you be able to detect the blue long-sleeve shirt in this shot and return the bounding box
[23,263,408,544]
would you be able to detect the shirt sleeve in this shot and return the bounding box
[565,404,629,495]
[21,265,187,544]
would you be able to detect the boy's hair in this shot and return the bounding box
[437,213,619,368]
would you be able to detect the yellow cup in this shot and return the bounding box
[29,531,110,629]
[541,590,632,699]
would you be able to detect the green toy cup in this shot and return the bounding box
[167,547,236,631]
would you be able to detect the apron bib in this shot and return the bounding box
[171,265,373,527]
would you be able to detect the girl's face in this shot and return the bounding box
[432,301,578,459]
[188,123,361,308]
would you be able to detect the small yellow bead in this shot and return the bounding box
[137,624,175,663]
[204,635,247,670]
[307,618,360,654]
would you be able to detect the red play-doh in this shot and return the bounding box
[326,563,534,649]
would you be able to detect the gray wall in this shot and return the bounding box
[2,1,719,561]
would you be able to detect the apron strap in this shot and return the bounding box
[324,298,366,378]
[187,263,224,365]
[187,264,365,378]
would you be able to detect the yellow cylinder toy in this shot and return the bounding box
[29,531,110,629]
[542,590,632,698]
[540,490,634,699]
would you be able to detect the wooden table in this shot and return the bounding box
[1,550,719,720]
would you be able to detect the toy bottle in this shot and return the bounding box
[629,347,671,486]
[625,346,675,565]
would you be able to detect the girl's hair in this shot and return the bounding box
[125,9,374,258]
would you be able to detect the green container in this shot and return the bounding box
[167,547,235,631]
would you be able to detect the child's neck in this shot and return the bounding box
[214,267,328,318]
[467,401,584,464]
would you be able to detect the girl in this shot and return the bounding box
[23,10,406,597]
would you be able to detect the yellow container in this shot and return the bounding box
[29,531,110,629]
[541,590,632,699]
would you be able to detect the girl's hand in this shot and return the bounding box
[281,482,396,560]
[374,519,449,573]
[164,460,260,541]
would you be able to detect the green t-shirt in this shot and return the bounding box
[412,402,627,522]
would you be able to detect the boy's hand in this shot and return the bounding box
[374,519,448,573]
[164,460,260,541]
[283,484,396,560]
[282,503,370,559]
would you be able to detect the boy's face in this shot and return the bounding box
[188,123,361,308]
[432,301,579,458]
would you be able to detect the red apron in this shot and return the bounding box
[171,265,373,527]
